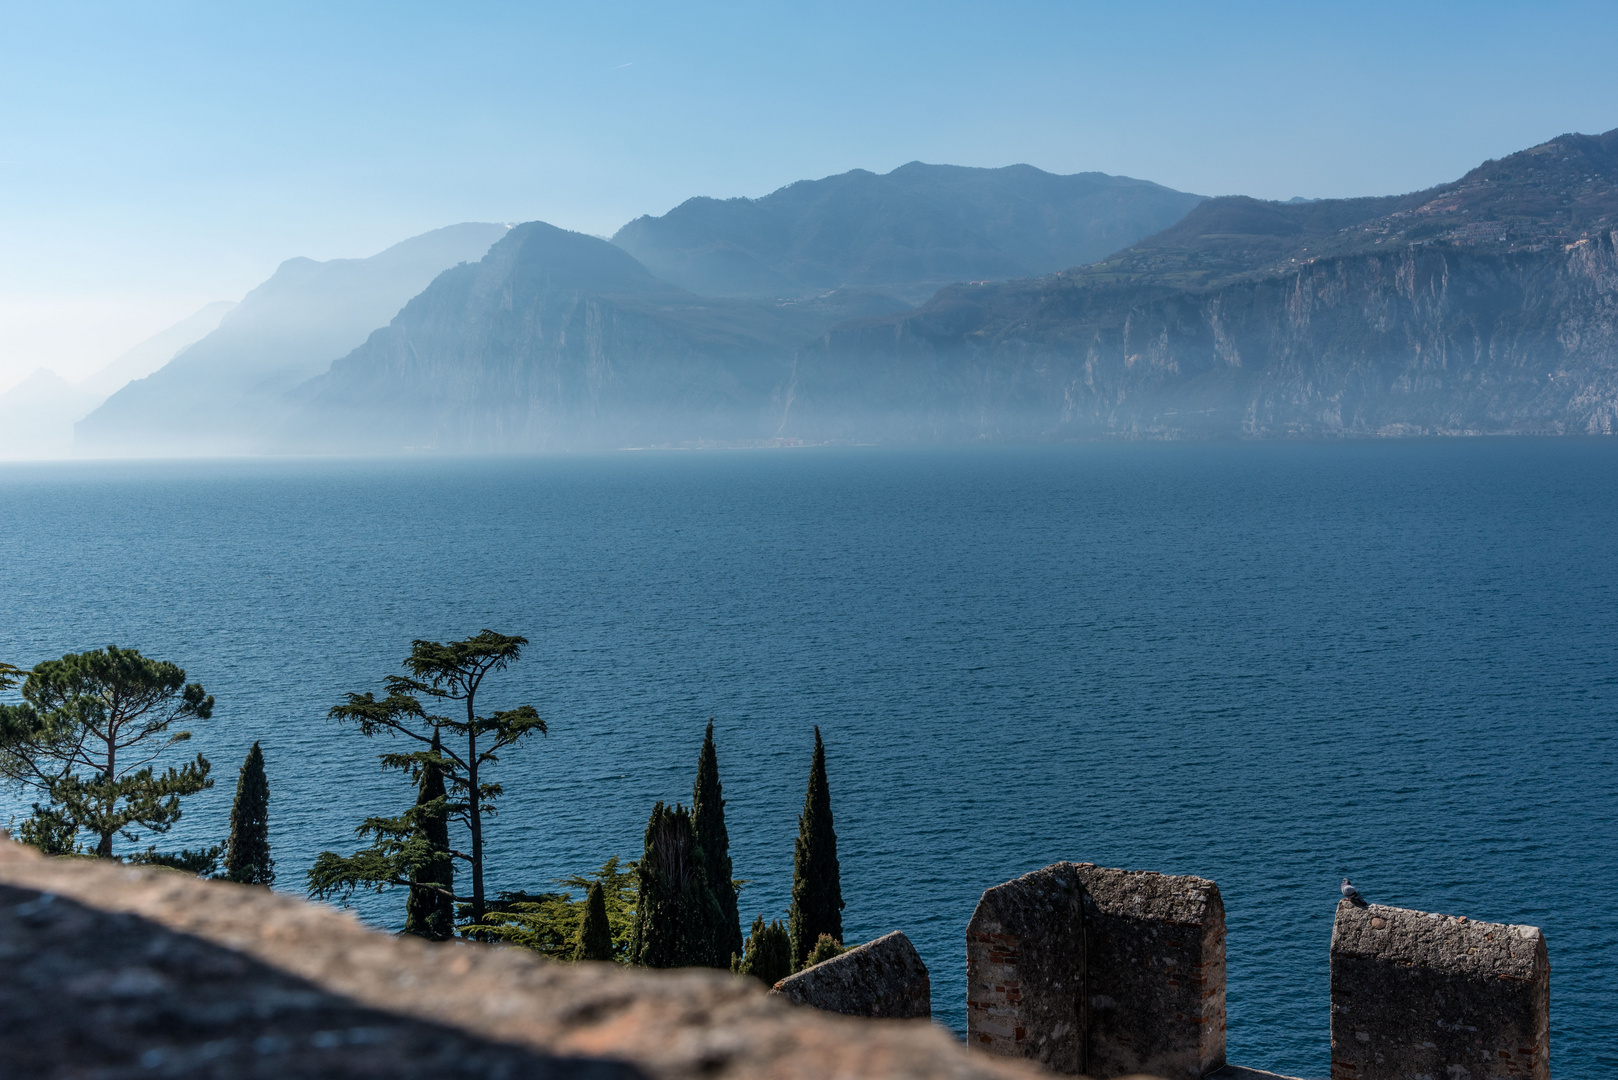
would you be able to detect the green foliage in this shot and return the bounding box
[318,630,545,924]
[0,661,21,693]
[0,646,213,860]
[15,803,77,855]
[222,741,274,886]
[403,730,454,940]
[732,915,793,987]
[573,879,616,962]
[471,858,638,960]
[630,801,727,968]
[306,792,457,907]
[690,719,742,967]
[803,933,846,968]
[788,726,844,969]
[129,845,222,876]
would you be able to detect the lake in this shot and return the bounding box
[1,442,1614,1078]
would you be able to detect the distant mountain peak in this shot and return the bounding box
[611,161,1203,301]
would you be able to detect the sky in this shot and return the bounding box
[2,0,1616,391]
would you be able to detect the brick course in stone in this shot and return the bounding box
[967,862,1089,1073]
[1330,900,1549,1080]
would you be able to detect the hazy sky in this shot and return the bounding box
[3,0,1615,391]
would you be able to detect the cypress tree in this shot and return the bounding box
[222,741,274,885]
[573,879,616,961]
[404,729,455,941]
[629,801,724,968]
[691,719,743,966]
[788,726,843,970]
[733,915,793,987]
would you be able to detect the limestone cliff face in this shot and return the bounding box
[779,232,1618,441]
[288,221,904,452]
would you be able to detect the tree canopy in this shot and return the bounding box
[307,630,545,926]
[0,646,215,863]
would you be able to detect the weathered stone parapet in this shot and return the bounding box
[0,838,1042,1080]
[1330,900,1549,1080]
[967,862,1225,1080]
[770,930,931,1019]
[967,862,1089,1073]
[1073,864,1226,1080]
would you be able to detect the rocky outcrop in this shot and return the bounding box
[770,930,931,1019]
[0,837,1042,1080]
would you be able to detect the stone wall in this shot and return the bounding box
[771,930,931,1019]
[966,862,1089,1073]
[966,862,1225,1080]
[1330,900,1549,1080]
[1073,865,1226,1080]
[0,838,1044,1080]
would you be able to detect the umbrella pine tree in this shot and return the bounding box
[788,726,843,969]
[222,741,274,885]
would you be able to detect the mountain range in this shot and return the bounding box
[60,131,1618,455]
[782,128,1618,440]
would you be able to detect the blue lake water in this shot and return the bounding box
[1,442,1614,1078]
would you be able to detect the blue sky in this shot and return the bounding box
[2,0,1615,388]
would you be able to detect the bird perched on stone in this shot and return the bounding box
[1341,878,1367,907]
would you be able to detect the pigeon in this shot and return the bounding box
[1341,878,1368,907]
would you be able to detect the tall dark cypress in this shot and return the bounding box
[630,801,723,968]
[222,741,274,885]
[788,726,843,969]
[404,729,455,941]
[691,719,743,966]
[573,879,616,962]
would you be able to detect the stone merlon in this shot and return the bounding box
[1330,900,1549,1080]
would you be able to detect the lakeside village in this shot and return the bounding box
[0,632,838,985]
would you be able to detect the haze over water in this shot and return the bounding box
[1,442,1613,1079]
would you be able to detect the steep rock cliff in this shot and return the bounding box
[780,232,1618,440]
[287,222,906,451]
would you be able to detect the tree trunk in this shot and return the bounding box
[97,741,116,858]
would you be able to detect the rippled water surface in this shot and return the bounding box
[2,443,1615,1078]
